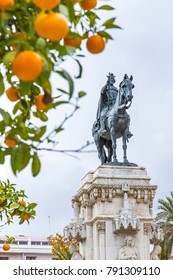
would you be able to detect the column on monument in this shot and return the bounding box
[105,219,115,259]
[97,221,106,260]
[142,222,152,259]
[73,202,79,219]
[84,223,93,260]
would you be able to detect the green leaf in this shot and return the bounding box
[59,4,70,20]
[10,202,19,210]
[0,109,12,125]
[28,203,37,210]
[19,218,24,225]
[78,91,87,98]
[33,111,48,122]
[102,17,116,28]
[32,153,41,177]
[0,150,5,164]
[35,126,47,139]
[3,51,17,68]
[19,81,32,97]
[41,79,52,95]
[0,73,5,96]
[74,59,83,79]
[55,127,64,133]
[13,101,24,115]
[11,144,31,175]
[19,206,25,211]
[36,37,46,51]
[97,5,115,10]
[85,11,99,27]
[56,70,74,99]
[98,31,113,40]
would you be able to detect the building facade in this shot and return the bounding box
[0,235,53,260]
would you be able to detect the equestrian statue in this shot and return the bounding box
[92,73,137,166]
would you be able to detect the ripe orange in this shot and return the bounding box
[2,244,11,251]
[4,138,16,147]
[86,35,105,54]
[34,12,69,41]
[6,87,20,101]
[12,50,43,81]
[64,35,82,48]
[80,0,97,10]
[19,200,26,206]
[34,94,47,110]
[33,0,60,10]
[0,0,14,10]
[23,213,31,221]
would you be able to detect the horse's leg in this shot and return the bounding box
[122,129,129,164]
[97,138,107,164]
[110,126,118,163]
[107,141,113,162]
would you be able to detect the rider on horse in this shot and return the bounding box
[96,73,118,136]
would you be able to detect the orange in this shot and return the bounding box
[34,94,47,110]
[34,12,69,41]
[4,138,16,147]
[80,0,97,10]
[19,200,26,206]
[23,213,31,221]
[2,244,11,251]
[86,35,105,54]
[33,0,60,10]
[64,35,81,48]
[0,0,14,10]
[12,50,43,81]
[6,87,20,101]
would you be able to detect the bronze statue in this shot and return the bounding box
[92,73,136,165]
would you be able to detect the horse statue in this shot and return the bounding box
[92,73,136,165]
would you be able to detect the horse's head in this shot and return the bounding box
[119,74,134,106]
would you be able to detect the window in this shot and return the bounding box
[31,241,41,245]
[26,256,37,260]
[18,241,28,245]
[0,257,9,260]
[42,242,49,246]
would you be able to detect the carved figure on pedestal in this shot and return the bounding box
[118,235,140,260]
[69,244,83,260]
[92,73,135,165]
[150,245,161,260]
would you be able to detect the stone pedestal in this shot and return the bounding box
[64,165,160,260]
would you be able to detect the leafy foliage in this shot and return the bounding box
[48,233,78,260]
[0,180,37,227]
[155,191,173,259]
[0,0,119,176]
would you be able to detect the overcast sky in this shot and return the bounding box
[1,0,173,238]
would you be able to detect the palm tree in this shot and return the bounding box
[155,191,173,259]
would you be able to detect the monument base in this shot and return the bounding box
[104,162,138,167]
[64,165,161,260]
